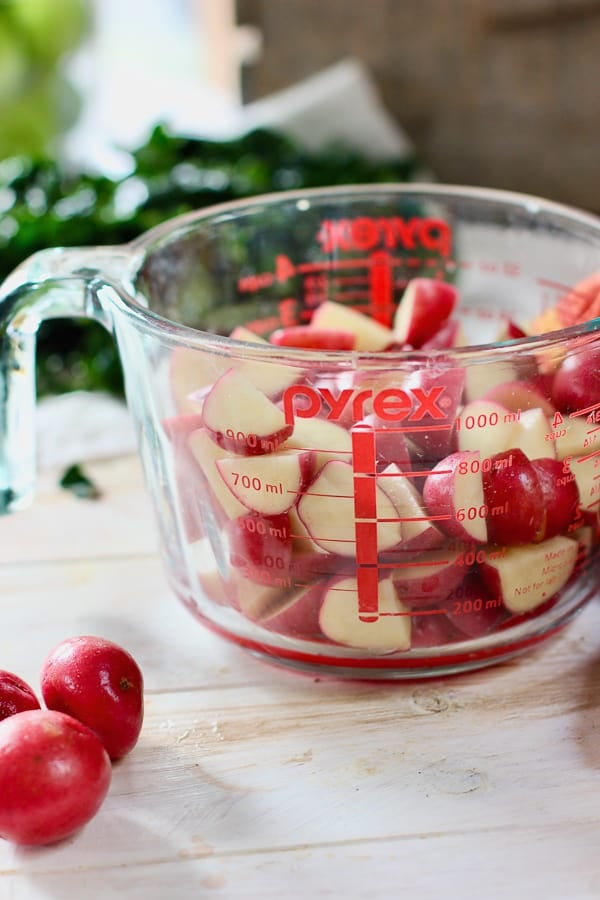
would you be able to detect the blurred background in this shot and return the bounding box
[2,0,599,206]
[1,0,600,409]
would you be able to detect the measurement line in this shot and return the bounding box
[536,276,584,295]
[286,446,352,455]
[378,608,448,617]
[377,515,452,523]
[331,290,372,302]
[381,424,452,433]
[388,559,451,568]
[377,468,452,478]
[570,401,600,419]
[330,275,370,286]
[296,258,375,273]
[577,447,600,463]
[587,425,600,435]
[299,491,355,499]
[351,427,381,620]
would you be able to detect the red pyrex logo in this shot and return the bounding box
[317,215,451,257]
[282,384,448,426]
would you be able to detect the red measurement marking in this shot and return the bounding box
[286,445,352,456]
[378,608,448,617]
[536,277,581,295]
[377,468,452,478]
[577,447,600,463]
[357,566,380,622]
[331,275,370,286]
[355,522,378,565]
[570,402,600,419]
[351,427,377,474]
[300,491,354,499]
[380,515,451,523]
[587,425,600,434]
[296,258,375,273]
[370,250,394,327]
[351,427,380,619]
[384,424,453,434]
[378,515,454,522]
[354,477,377,519]
[330,290,372,302]
[387,558,451,568]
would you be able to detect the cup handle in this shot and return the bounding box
[0,246,131,513]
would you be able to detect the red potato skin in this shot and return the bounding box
[0,671,40,721]
[0,710,111,846]
[269,326,356,351]
[41,636,144,761]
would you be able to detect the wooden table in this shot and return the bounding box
[1,454,600,899]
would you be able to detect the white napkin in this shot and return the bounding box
[234,58,415,162]
[36,391,137,471]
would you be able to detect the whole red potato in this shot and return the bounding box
[0,670,40,720]
[0,709,111,846]
[41,636,144,760]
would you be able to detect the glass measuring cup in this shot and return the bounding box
[2,184,600,679]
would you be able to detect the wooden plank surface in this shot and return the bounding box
[1,455,600,899]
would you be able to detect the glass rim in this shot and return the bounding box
[108,181,600,357]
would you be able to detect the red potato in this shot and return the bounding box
[202,368,293,455]
[225,512,293,582]
[553,416,591,460]
[170,340,301,414]
[410,613,463,648]
[463,361,521,403]
[455,399,554,462]
[567,453,600,514]
[229,571,289,621]
[296,459,402,557]
[479,535,578,614]
[481,379,556,417]
[216,449,314,516]
[318,576,411,652]
[530,457,580,539]
[228,325,269,343]
[260,581,327,639]
[187,427,249,522]
[0,710,111,846]
[551,345,600,413]
[422,451,488,544]
[391,547,465,609]
[445,572,506,638]
[269,326,356,351]
[420,317,466,351]
[281,415,353,469]
[392,278,458,347]
[41,636,144,761]
[379,464,444,555]
[497,316,528,341]
[0,671,40,721]
[309,300,394,351]
[482,448,546,545]
[401,366,465,460]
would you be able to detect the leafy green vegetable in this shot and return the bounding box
[59,463,101,500]
[0,124,421,398]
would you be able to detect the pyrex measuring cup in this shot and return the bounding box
[2,184,600,678]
